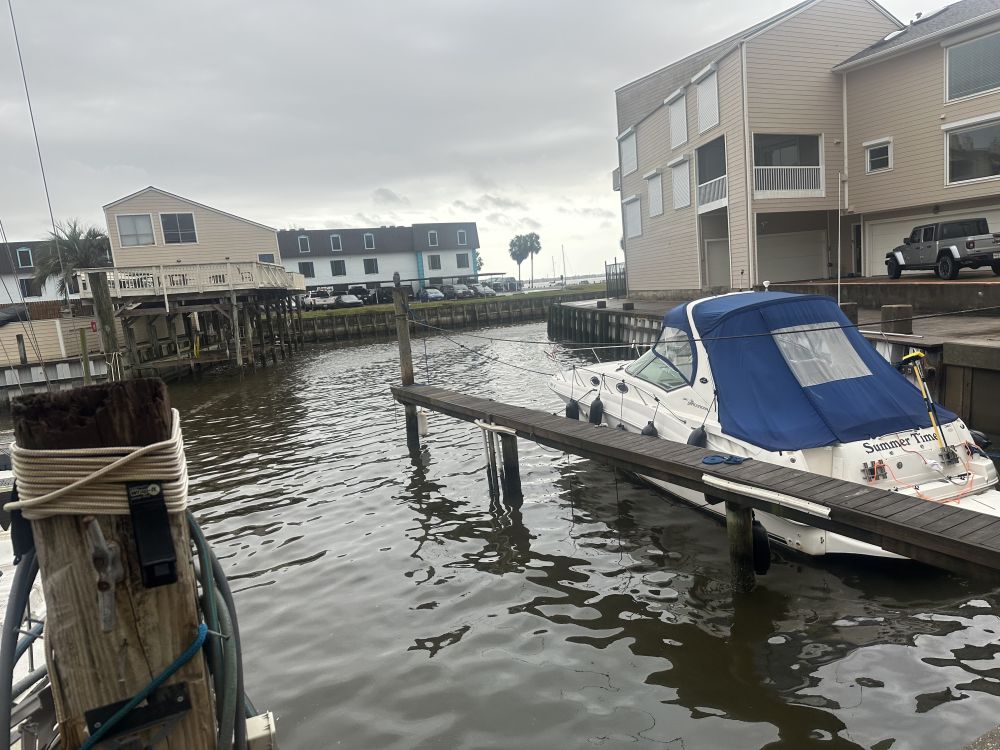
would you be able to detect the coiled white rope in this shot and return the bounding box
[5,409,188,520]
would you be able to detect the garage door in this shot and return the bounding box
[865,207,1000,277]
[757,230,827,283]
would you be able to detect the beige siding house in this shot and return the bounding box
[103,187,280,268]
[616,0,902,294]
[838,0,1000,276]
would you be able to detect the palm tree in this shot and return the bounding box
[35,220,116,350]
[508,233,541,290]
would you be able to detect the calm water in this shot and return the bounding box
[117,322,1000,748]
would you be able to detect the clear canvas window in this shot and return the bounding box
[772,323,871,387]
[649,325,694,382]
[626,347,688,391]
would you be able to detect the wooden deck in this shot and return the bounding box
[392,384,1000,578]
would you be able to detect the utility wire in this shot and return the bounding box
[410,303,1000,348]
[6,0,69,309]
[0,219,49,375]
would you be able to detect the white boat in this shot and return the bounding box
[550,292,1000,558]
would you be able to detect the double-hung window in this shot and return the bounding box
[117,214,155,247]
[364,233,375,250]
[864,138,892,173]
[457,229,467,245]
[618,130,637,176]
[457,253,470,268]
[298,235,310,253]
[363,258,378,274]
[15,247,32,268]
[330,234,342,251]
[670,159,690,209]
[298,261,315,278]
[947,117,1000,183]
[161,213,197,243]
[645,171,663,216]
[947,31,1000,101]
[428,254,442,270]
[428,230,438,247]
[331,259,346,276]
[623,196,641,239]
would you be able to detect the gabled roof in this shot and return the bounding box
[835,0,1000,70]
[102,186,276,232]
[616,0,901,131]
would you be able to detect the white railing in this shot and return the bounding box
[754,165,823,195]
[76,262,307,299]
[697,175,727,207]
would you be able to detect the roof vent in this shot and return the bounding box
[911,6,947,25]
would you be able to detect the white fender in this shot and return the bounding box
[947,245,961,259]
[893,250,905,265]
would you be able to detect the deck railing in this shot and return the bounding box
[753,165,823,195]
[76,262,307,299]
[696,175,727,207]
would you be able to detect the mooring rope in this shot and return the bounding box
[5,409,188,519]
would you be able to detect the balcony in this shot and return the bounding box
[76,261,307,299]
[752,134,824,199]
[697,175,728,213]
[754,166,823,198]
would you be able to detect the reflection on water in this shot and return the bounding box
[24,322,1000,749]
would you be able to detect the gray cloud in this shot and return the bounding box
[372,188,410,206]
[0,0,927,275]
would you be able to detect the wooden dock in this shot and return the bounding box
[392,383,1000,581]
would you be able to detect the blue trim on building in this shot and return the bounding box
[415,251,425,287]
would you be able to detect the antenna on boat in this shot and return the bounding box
[6,0,70,309]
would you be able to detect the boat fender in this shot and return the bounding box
[565,399,580,421]
[752,519,771,575]
[641,421,658,437]
[687,426,707,447]
[971,429,993,450]
[588,395,604,425]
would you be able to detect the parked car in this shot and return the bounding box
[333,294,365,308]
[419,287,445,302]
[441,284,475,300]
[365,287,395,305]
[470,284,496,297]
[302,290,336,309]
[886,218,1000,280]
[347,285,371,301]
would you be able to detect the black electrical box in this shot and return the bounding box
[126,481,178,588]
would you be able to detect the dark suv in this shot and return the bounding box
[441,284,475,300]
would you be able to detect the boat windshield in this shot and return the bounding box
[625,348,689,391]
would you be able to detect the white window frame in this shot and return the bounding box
[427,254,442,271]
[644,170,663,217]
[665,89,687,149]
[945,29,1000,103]
[428,230,438,247]
[331,259,347,276]
[159,212,198,245]
[257,253,275,264]
[457,229,467,246]
[943,114,1000,186]
[863,137,893,173]
[330,234,342,251]
[618,129,637,177]
[695,67,719,134]
[116,214,155,248]
[364,232,375,250]
[298,261,315,278]
[669,158,690,209]
[622,195,642,239]
[298,235,310,253]
[363,257,379,274]
[15,247,32,268]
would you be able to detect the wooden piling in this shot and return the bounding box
[392,274,420,453]
[725,501,756,593]
[79,327,92,385]
[10,380,216,748]
[499,433,523,506]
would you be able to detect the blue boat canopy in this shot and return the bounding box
[656,292,956,451]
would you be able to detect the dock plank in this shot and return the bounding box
[392,384,1000,577]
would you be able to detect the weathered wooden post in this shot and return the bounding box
[392,273,420,453]
[79,327,92,385]
[88,270,119,356]
[725,501,756,593]
[229,291,243,376]
[499,433,523,507]
[881,304,913,335]
[10,379,216,748]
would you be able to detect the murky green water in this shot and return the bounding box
[112,322,1000,748]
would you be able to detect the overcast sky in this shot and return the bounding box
[1,0,928,277]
